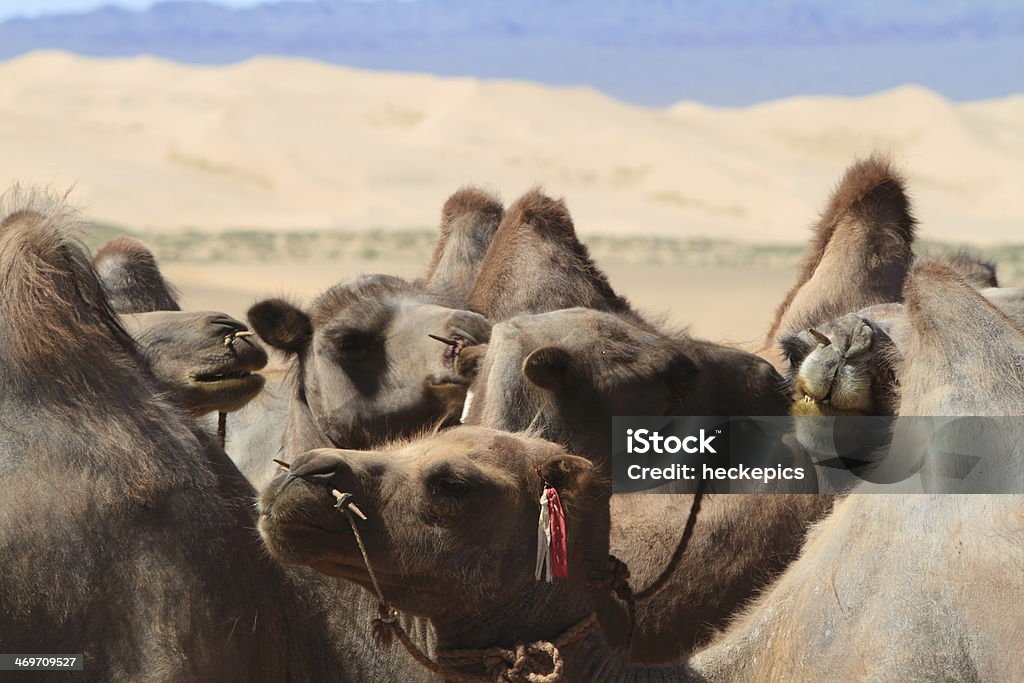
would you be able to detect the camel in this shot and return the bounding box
[92,235,181,313]
[120,311,268,417]
[759,154,916,370]
[243,275,491,482]
[465,306,829,660]
[940,250,998,289]
[423,186,503,306]
[92,235,270,417]
[0,191,435,681]
[783,283,1024,422]
[262,264,1024,680]
[232,188,500,487]
[459,187,835,661]
[689,260,1024,680]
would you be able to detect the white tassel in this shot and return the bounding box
[459,388,476,424]
[534,488,553,582]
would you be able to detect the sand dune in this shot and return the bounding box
[2,51,1022,243]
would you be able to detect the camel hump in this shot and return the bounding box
[503,187,576,240]
[93,235,181,313]
[94,235,157,262]
[820,153,914,246]
[425,186,504,303]
[1,187,76,252]
[469,187,635,320]
[440,186,503,233]
[0,186,138,392]
[904,259,1019,337]
[936,250,998,289]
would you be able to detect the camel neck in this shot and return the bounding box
[283,389,341,457]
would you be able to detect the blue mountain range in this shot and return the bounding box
[1,0,1021,105]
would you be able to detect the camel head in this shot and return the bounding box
[781,312,898,418]
[464,307,788,465]
[120,311,268,416]
[92,236,181,314]
[259,426,599,624]
[248,274,491,452]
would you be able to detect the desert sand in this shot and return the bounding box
[163,260,794,346]
[1,51,1022,244]
[3,50,1023,343]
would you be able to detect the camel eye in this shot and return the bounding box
[425,467,477,498]
[335,332,375,359]
[431,476,472,497]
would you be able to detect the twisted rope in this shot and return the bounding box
[634,478,706,600]
[435,613,597,682]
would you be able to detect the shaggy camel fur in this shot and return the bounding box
[468,188,638,323]
[760,154,916,369]
[0,191,434,681]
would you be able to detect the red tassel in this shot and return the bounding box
[546,487,568,578]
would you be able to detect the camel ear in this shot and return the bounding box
[539,454,593,498]
[663,352,698,399]
[248,299,313,354]
[523,346,572,391]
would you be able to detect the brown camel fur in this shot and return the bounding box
[690,261,1024,681]
[424,187,503,306]
[0,191,434,682]
[92,235,181,313]
[760,154,916,369]
[458,188,829,661]
[468,188,639,323]
[264,281,1024,682]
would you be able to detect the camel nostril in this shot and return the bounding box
[288,450,351,486]
[209,314,248,333]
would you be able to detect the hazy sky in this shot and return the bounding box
[0,0,296,20]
